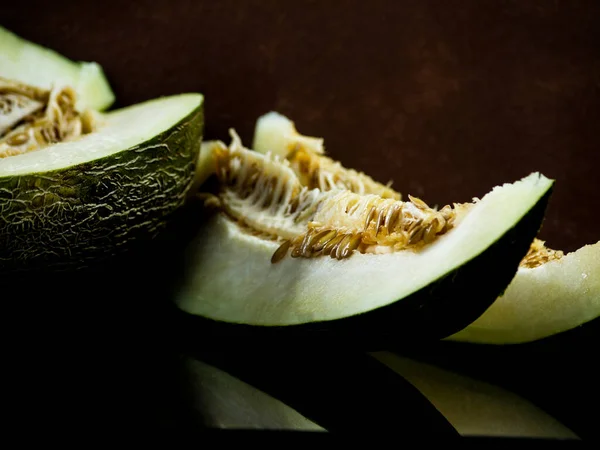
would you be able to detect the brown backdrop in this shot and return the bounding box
[3,0,599,252]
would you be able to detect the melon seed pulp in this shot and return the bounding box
[203,129,467,265]
[0,77,98,158]
[176,127,552,350]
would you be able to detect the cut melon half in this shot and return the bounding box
[250,112,599,344]
[0,93,204,274]
[176,132,552,346]
[0,32,204,274]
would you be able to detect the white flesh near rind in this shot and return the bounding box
[175,172,553,325]
[0,93,204,177]
[0,26,115,111]
[447,241,600,344]
[190,140,225,192]
[252,111,325,156]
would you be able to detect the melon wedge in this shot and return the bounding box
[176,133,553,347]
[250,111,599,344]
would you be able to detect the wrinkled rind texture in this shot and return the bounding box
[0,105,204,274]
[176,187,552,351]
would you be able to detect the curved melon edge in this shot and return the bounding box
[446,241,600,344]
[174,173,553,347]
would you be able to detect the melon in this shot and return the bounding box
[176,130,552,347]
[0,29,204,274]
[250,112,599,344]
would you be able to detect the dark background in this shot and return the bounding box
[3,0,599,253]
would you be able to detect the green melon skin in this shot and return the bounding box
[0,95,204,275]
[173,181,553,351]
[0,26,115,112]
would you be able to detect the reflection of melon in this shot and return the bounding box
[0,26,114,111]
[372,351,578,438]
[189,353,577,438]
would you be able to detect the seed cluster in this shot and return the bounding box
[0,77,96,158]
[212,130,333,240]
[202,123,568,271]
[521,238,565,269]
[271,228,362,263]
[272,192,456,263]
[203,131,458,264]
[286,145,401,200]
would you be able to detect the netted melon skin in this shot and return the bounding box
[0,106,204,274]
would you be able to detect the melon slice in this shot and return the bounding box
[176,131,552,347]
[250,112,599,344]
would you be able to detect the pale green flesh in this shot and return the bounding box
[175,172,553,325]
[372,352,578,439]
[191,140,221,193]
[0,26,115,111]
[252,111,324,156]
[447,241,600,344]
[0,93,203,177]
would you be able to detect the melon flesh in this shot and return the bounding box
[175,171,552,326]
[447,242,600,344]
[0,94,203,176]
[250,111,599,343]
[0,26,114,111]
[0,93,204,273]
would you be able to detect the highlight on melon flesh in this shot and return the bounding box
[250,112,600,344]
[175,130,553,344]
